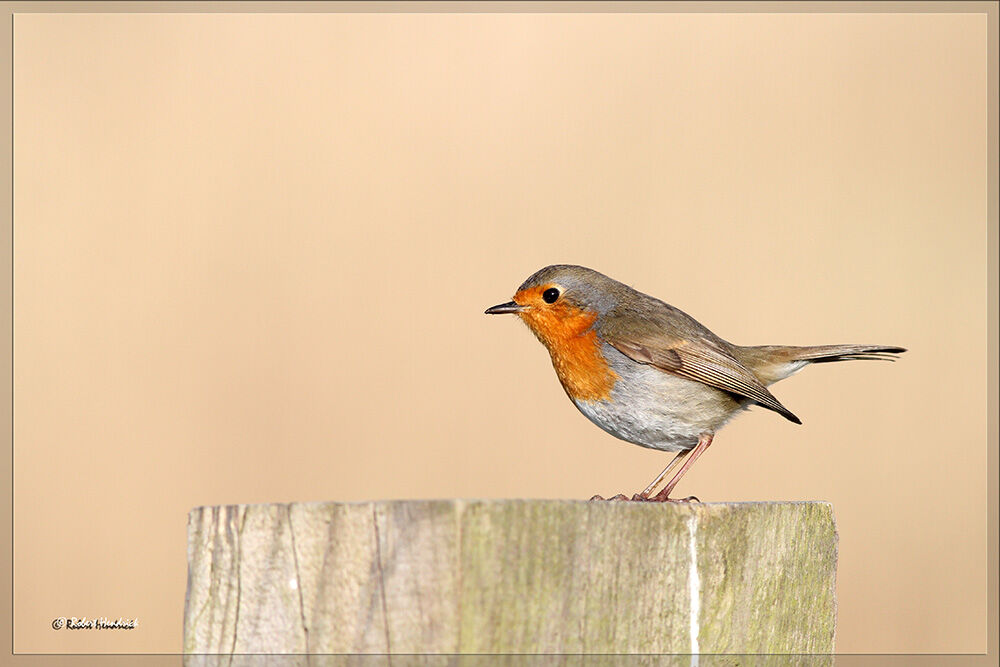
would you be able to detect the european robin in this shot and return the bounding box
[485,265,905,502]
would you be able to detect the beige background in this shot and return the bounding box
[12,11,988,654]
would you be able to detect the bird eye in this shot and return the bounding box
[542,287,560,304]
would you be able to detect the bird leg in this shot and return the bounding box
[649,433,714,502]
[590,449,691,502]
[633,449,690,500]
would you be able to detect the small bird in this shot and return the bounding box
[485,265,905,502]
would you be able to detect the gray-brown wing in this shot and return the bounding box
[608,335,802,424]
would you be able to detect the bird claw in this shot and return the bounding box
[648,492,700,503]
[590,492,700,503]
[589,493,631,501]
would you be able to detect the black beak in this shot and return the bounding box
[485,301,526,315]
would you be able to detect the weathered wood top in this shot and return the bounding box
[184,500,837,656]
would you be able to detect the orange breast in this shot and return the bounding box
[516,297,618,402]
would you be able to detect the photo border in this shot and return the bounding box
[1,3,994,665]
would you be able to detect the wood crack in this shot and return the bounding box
[227,506,248,665]
[287,504,311,661]
[372,504,392,661]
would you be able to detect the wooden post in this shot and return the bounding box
[184,500,837,656]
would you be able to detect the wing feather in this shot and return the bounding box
[608,335,802,424]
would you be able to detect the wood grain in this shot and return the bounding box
[183,500,837,657]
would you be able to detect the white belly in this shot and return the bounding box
[571,349,747,452]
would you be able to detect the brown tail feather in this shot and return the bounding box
[784,344,907,363]
[735,344,906,386]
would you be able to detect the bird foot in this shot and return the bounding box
[589,492,699,503]
[646,492,700,503]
